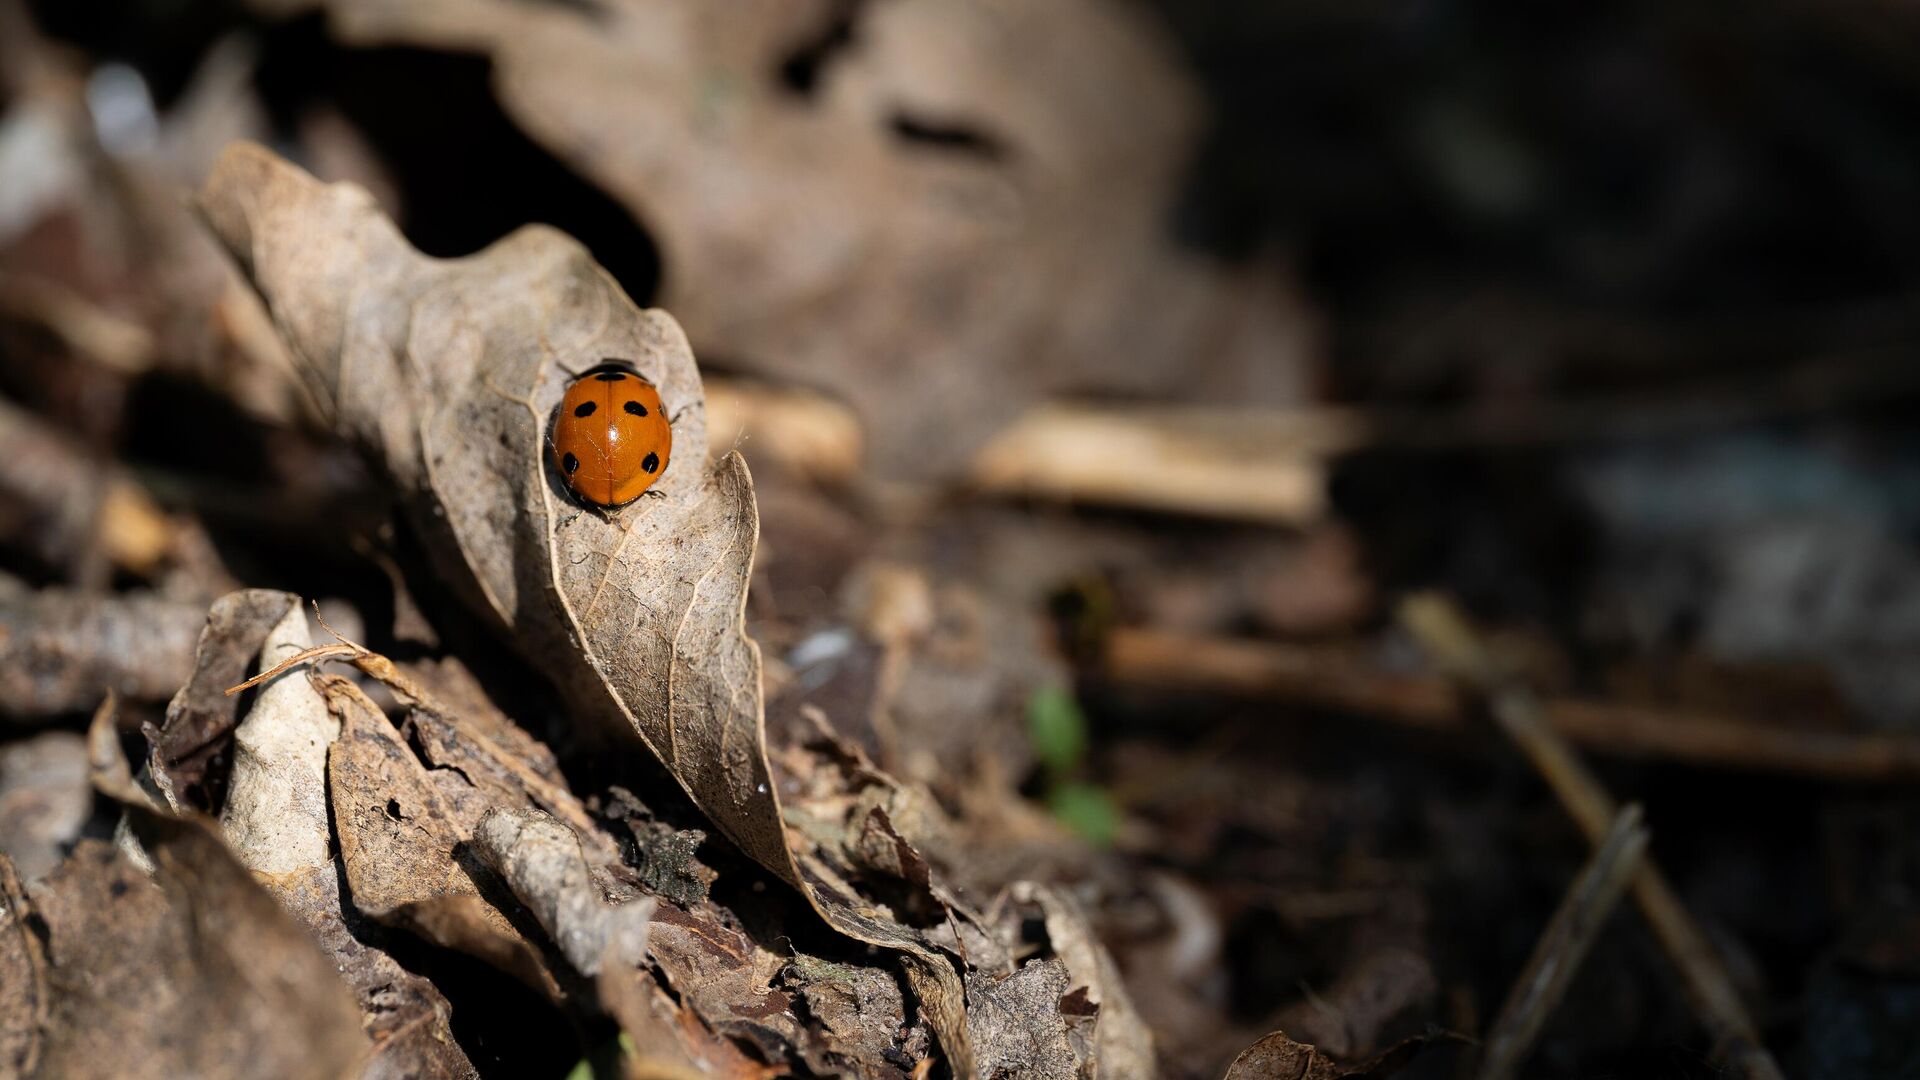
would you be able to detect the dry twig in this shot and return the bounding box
[1401,594,1784,1080]
[1104,627,1920,781]
[1480,804,1649,1080]
[969,403,1358,525]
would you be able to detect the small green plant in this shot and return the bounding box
[1026,685,1118,847]
[565,1032,635,1080]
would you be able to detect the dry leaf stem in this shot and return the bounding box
[1480,804,1649,1080]
[1105,627,1920,781]
[1401,595,1785,1080]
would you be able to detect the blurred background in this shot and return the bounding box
[5,0,1920,1076]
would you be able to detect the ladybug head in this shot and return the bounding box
[575,358,646,383]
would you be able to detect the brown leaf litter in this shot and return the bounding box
[197,141,1150,1077]
[0,697,368,1079]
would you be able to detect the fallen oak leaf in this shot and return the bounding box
[199,142,976,1074]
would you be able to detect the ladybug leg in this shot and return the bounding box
[642,488,667,500]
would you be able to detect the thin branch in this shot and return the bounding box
[1401,594,1784,1080]
[1480,804,1649,1080]
[1103,627,1920,781]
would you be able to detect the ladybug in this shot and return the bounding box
[550,360,672,508]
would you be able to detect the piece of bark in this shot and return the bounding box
[0,732,90,882]
[471,808,653,977]
[0,854,50,1075]
[0,588,205,721]
[1012,883,1156,1080]
[965,959,1078,1080]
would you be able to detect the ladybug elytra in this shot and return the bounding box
[550,360,672,508]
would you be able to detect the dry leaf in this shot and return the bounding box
[325,674,561,999]
[275,631,896,1074]
[965,959,1078,1080]
[1223,1031,1447,1080]
[12,834,366,1080]
[221,596,338,872]
[252,0,1316,477]
[0,855,50,1075]
[148,588,302,811]
[16,712,369,1080]
[206,595,478,1078]
[199,142,975,1072]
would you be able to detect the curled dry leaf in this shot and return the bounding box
[199,143,975,1071]
[316,639,861,1075]
[324,675,561,999]
[221,597,338,873]
[148,588,303,811]
[207,594,477,1079]
[1011,883,1156,1080]
[252,0,1316,477]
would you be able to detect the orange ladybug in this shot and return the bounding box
[550,360,672,508]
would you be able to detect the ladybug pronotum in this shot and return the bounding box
[550,360,672,508]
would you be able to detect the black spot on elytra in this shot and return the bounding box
[624,400,648,417]
[563,452,580,474]
[573,400,597,417]
[642,452,660,474]
[593,371,627,382]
